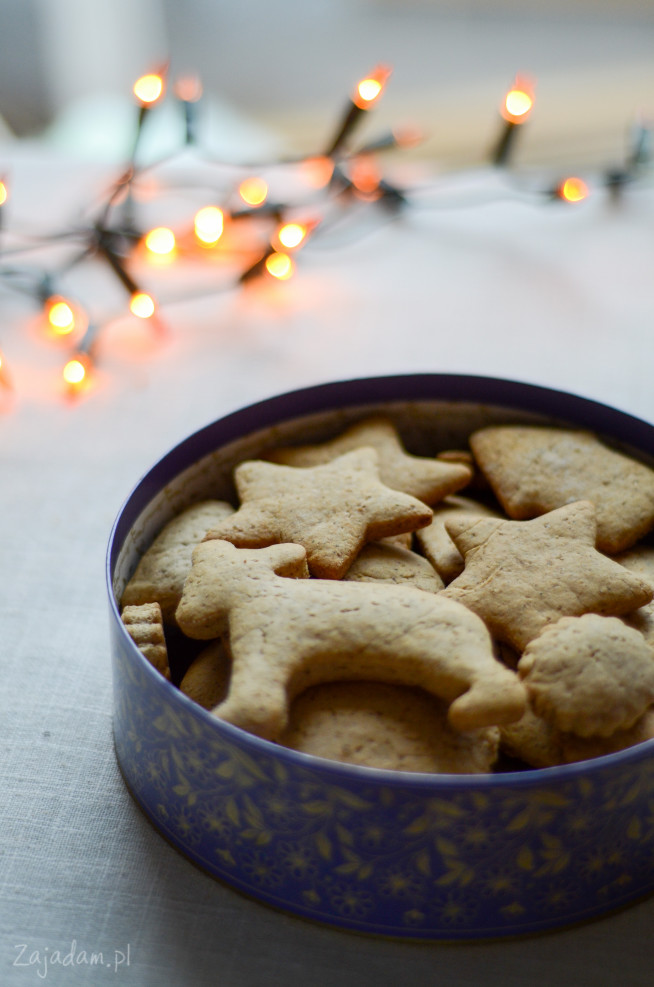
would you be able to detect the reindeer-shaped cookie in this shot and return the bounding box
[175,540,526,741]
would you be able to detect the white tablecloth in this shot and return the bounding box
[1,143,653,986]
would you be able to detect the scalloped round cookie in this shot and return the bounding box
[518,614,654,737]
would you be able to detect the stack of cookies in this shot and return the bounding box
[120,415,654,775]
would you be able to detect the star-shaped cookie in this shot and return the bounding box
[265,416,472,505]
[441,500,653,651]
[204,447,433,578]
[469,425,654,553]
[415,494,503,583]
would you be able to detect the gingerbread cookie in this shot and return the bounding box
[265,415,472,504]
[121,602,170,679]
[616,544,654,647]
[175,540,527,740]
[518,614,654,737]
[469,425,654,553]
[280,681,500,774]
[499,706,564,769]
[415,494,503,583]
[204,447,433,579]
[442,501,653,651]
[437,449,490,493]
[560,708,654,764]
[343,541,443,592]
[379,532,413,550]
[179,638,231,710]
[121,499,235,623]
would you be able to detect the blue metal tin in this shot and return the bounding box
[107,374,654,939]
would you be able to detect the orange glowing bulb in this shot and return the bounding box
[300,155,334,189]
[46,297,75,334]
[559,177,589,202]
[144,227,176,255]
[62,357,88,386]
[358,78,383,103]
[277,223,307,250]
[129,292,156,319]
[354,65,391,109]
[505,89,532,118]
[265,252,294,280]
[133,73,164,106]
[174,75,203,102]
[392,124,424,149]
[238,177,268,207]
[194,206,224,244]
[0,180,7,206]
[349,157,382,195]
[0,348,10,388]
[502,77,535,124]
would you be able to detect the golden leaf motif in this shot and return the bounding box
[471,792,490,812]
[315,830,332,860]
[414,849,431,876]
[172,780,191,798]
[171,748,185,771]
[517,845,534,871]
[272,760,288,785]
[436,859,475,887]
[331,787,374,811]
[241,828,266,842]
[225,797,240,827]
[435,837,458,858]
[336,823,354,847]
[549,853,569,875]
[334,860,359,874]
[153,707,188,739]
[404,815,429,836]
[429,798,466,818]
[301,800,331,816]
[242,793,265,828]
[507,807,543,832]
[622,781,645,806]
[380,788,395,808]
[232,750,269,784]
[577,777,594,798]
[534,835,569,877]
[502,901,526,917]
[216,760,235,779]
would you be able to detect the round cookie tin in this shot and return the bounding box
[107,374,654,940]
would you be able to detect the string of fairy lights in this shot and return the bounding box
[0,65,651,400]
